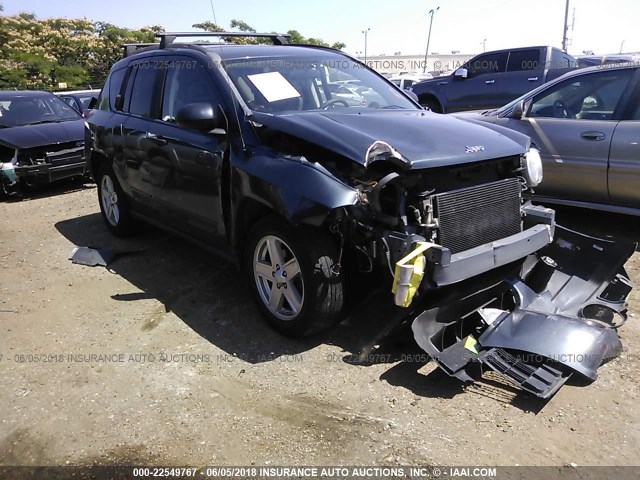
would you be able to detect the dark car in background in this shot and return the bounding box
[411,46,576,113]
[55,90,100,115]
[459,64,640,216]
[0,90,86,197]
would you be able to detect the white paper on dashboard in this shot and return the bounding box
[247,72,301,103]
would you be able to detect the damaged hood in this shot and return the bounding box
[251,109,529,169]
[0,120,84,149]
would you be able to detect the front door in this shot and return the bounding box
[496,69,634,203]
[143,57,228,242]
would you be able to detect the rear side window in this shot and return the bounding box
[98,67,126,111]
[127,64,160,117]
[507,50,541,72]
[467,52,508,76]
[551,49,573,69]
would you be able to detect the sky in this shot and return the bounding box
[3,0,639,57]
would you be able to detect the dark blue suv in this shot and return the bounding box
[85,32,556,337]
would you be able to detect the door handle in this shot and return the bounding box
[581,131,606,141]
[145,133,167,145]
[437,81,448,86]
[528,77,539,81]
[485,80,495,84]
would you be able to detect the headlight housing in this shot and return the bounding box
[523,148,543,187]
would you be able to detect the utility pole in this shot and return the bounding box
[561,0,570,52]
[620,40,625,54]
[482,38,486,52]
[362,28,370,65]
[422,6,440,73]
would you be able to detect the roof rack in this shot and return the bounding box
[122,42,159,57]
[155,32,290,49]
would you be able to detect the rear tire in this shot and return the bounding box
[245,216,345,338]
[96,163,136,237]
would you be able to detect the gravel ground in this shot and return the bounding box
[0,180,639,467]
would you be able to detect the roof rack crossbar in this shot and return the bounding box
[155,31,290,48]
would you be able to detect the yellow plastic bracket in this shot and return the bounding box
[391,241,436,308]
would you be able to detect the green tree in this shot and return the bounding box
[0,12,162,90]
[193,20,346,49]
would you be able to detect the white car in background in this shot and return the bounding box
[389,73,433,91]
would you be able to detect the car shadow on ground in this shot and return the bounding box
[54,212,412,365]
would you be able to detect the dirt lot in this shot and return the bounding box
[1,180,639,467]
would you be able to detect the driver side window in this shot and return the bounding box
[529,70,633,120]
[161,59,219,123]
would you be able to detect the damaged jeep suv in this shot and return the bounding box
[86,33,634,396]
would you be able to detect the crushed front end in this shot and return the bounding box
[0,142,86,196]
[320,147,634,398]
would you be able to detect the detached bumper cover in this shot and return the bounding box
[412,226,636,398]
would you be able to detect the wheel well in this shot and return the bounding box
[418,94,442,113]
[89,151,108,180]
[234,199,276,256]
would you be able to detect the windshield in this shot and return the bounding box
[0,95,81,127]
[223,56,418,114]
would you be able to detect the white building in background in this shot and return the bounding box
[354,52,476,75]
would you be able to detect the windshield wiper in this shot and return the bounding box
[380,105,407,109]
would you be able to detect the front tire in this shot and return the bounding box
[96,163,136,236]
[245,216,345,337]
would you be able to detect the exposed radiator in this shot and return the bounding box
[434,178,522,254]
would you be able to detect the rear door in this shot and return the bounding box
[497,49,544,105]
[120,58,165,213]
[446,52,508,112]
[496,69,634,203]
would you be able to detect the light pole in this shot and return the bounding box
[362,28,370,65]
[482,38,486,52]
[422,6,439,73]
[620,40,625,54]
[561,0,570,52]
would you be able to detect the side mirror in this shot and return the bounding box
[509,99,525,119]
[405,90,419,103]
[176,103,222,132]
[453,68,468,79]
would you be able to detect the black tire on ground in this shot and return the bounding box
[421,98,442,113]
[96,162,136,237]
[244,216,345,338]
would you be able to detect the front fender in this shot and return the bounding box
[231,150,359,228]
